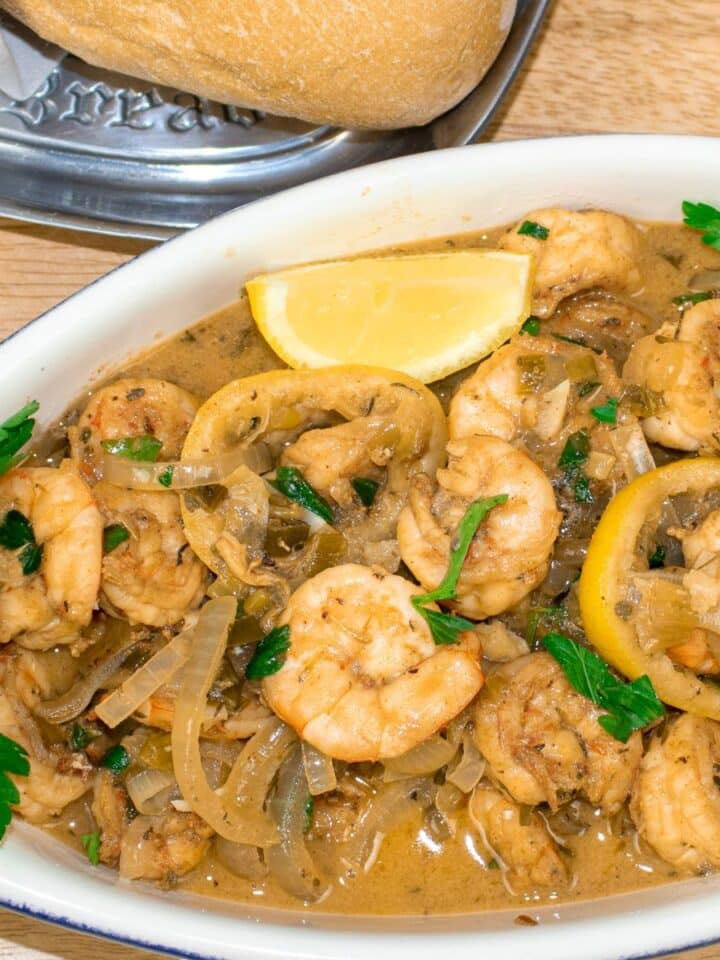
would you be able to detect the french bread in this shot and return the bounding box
[0,0,516,129]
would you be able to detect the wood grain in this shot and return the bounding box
[0,0,719,955]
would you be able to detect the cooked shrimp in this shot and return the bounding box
[0,691,90,824]
[499,208,643,317]
[397,436,561,619]
[622,301,720,453]
[0,461,102,649]
[474,652,642,813]
[92,769,130,864]
[119,811,214,883]
[468,783,568,888]
[630,713,720,872]
[94,481,207,627]
[136,682,273,740]
[69,378,199,481]
[262,564,484,763]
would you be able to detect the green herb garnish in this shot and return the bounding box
[352,477,380,508]
[0,732,29,840]
[271,466,334,524]
[558,430,590,471]
[682,200,720,250]
[520,316,541,336]
[542,633,665,742]
[0,401,39,476]
[157,465,174,488]
[70,723,93,751]
[100,744,130,773]
[81,832,101,866]
[412,495,508,645]
[303,795,315,833]
[590,397,618,424]
[101,435,163,462]
[103,524,130,554]
[648,544,666,569]
[578,381,601,398]
[672,291,713,307]
[573,474,593,504]
[245,624,291,679]
[518,220,549,240]
[551,333,603,355]
[0,509,43,575]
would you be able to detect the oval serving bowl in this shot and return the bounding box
[1,134,720,960]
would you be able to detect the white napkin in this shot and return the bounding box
[0,12,65,101]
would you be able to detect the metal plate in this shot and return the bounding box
[0,0,548,239]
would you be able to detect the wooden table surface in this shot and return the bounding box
[0,0,719,956]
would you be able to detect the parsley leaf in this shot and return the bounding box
[271,466,334,524]
[100,744,130,773]
[682,200,720,250]
[518,220,549,240]
[351,477,380,507]
[590,397,618,424]
[101,435,163,462]
[672,291,713,307]
[551,333,603,355]
[0,509,43,575]
[303,795,315,833]
[520,316,541,336]
[542,633,665,742]
[81,832,101,866]
[0,401,39,477]
[412,495,508,644]
[558,429,590,471]
[0,732,29,841]
[157,465,174,488]
[103,524,130,554]
[245,624,291,679]
[70,723,93,751]
[648,544,666,569]
[573,474,593,504]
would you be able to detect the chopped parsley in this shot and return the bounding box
[157,465,174,488]
[551,333,603,355]
[573,473,593,504]
[103,524,130,554]
[271,466,334,525]
[100,435,163,462]
[559,429,590,471]
[672,291,713,307]
[520,316,541,336]
[70,723,93,751]
[245,624,291,679]
[590,397,618,424]
[81,832,101,866]
[412,495,508,645]
[0,732,30,840]
[518,220,549,240]
[351,477,380,508]
[542,633,665,742]
[648,544,666,569]
[0,401,39,477]
[0,509,43,574]
[303,795,315,833]
[682,200,720,250]
[100,744,130,773]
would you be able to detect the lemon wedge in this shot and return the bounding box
[246,251,533,382]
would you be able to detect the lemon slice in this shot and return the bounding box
[246,251,533,383]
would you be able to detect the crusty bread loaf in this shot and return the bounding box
[0,0,516,129]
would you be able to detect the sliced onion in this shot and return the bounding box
[266,744,328,902]
[215,837,268,881]
[126,768,176,815]
[119,815,156,880]
[101,443,272,490]
[446,732,486,793]
[435,782,465,822]
[610,422,656,480]
[302,741,337,796]
[689,270,720,291]
[171,598,285,847]
[383,735,457,780]
[95,627,195,729]
[342,778,433,871]
[34,641,139,723]
[535,379,570,441]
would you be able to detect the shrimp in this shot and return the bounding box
[397,436,561,619]
[69,378,200,481]
[135,682,274,740]
[499,208,643,317]
[94,481,207,627]
[630,713,720,872]
[474,652,642,814]
[262,564,484,763]
[119,811,214,883]
[622,301,720,453]
[0,461,102,649]
[468,784,568,889]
